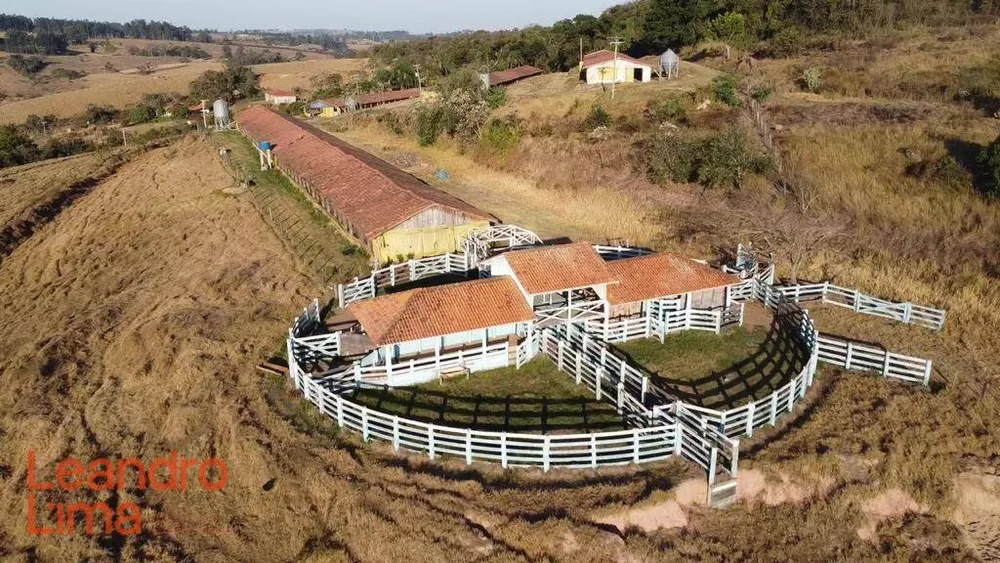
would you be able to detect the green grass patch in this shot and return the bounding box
[616,326,807,410]
[212,132,369,284]
[349,358,627,434]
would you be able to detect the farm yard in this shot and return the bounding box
[1,3,1000,562]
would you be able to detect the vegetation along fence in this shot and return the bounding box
[337,252,473,308]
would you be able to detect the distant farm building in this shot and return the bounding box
[238,105,493,264]
[264,89,298,105]
[480,65,544,88]
[310,88,428,117]
[580,50,653,84]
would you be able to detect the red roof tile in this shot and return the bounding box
[488,65,543,86]
[581,49,649,69]
[266,89,296,97]
[237,105,492,240]
[498,242,615,295]
[348,277,535,345]
[606,253,739,305]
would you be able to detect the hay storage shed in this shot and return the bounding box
[238,105,493,264]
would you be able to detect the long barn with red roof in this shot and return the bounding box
[237,105,493,264]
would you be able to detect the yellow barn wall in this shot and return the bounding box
[375,221,490,264]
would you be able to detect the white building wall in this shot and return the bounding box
[585,61,652,84]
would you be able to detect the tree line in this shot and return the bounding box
[370,0,1000,79]
[0,13,197,48]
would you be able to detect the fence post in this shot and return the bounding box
[845,341,854,370]
[746,403,755,437]
[770,392,778,426]
[543,436,551,472]
[336,396,344,427]
[392,416,400,451]
[641,377,648,405]
[428,426,436,460]
[500,434,508,468]
[337,284,345,309]
[558,340,565,371]
[903,302,913,324]
[591,435,598,468]
[362,408,369,441]
[882,350,891,378]
[853,290,861,313]
[466,429,473,465]
[633,430,641,464]
[923,361,932,387]
[617,381,624,414]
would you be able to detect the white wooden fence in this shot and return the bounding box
[817,336,932,386]
[337,253,473,308]
[592,245,654,260]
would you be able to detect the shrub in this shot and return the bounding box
[0,125,41,168]
[801,67,822,93]
[417,105,446,146]
[377,111,405,135]
[7,54,47,76]
[51,68,85,80]
[710,74,742,107]
[750,84,772,103]
[978,134,1000,197]
[638,131,699,184]
[83,104,120,125]
[125,103,156,125]
[580,105,611,131]
[647,96,688,123]
[484,86,507,109]
[768,26,804,58]
[906,155,972,191]
[697,128,773,189]
[479,117,522,159]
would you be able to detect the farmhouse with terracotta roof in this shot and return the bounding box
[335,241,740,385]
[579,49,653,84]
[237,105,493,264]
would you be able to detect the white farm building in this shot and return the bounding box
[580,50,653,85]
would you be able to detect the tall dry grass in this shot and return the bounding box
[335,124,664,245]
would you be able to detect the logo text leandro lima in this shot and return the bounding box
[26,451,228,535]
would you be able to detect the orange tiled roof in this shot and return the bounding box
[266,89,296,97]
[348,277,535,346]
[237,105,492,241]
[581,49,649,68]
[606,253,739,305]
[488,65,543,86]
[500,242,615,295]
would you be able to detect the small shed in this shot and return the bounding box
[580,50,653,85]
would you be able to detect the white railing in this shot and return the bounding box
[592,245,654,260]
[461,224,543,264]
[515,331,541,368]
[354,341,511,386]
[816,336,932,386]
[337,253,473,308]
[758,281,946,331]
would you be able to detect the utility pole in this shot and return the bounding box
[609,37,624,100]
[414,63,423,94]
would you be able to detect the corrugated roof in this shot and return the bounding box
[348,277,535,346]
[499,242,615,295]
[237,105,492,240]
[606,253,738,305]
[581,49,650,69]
[488,65,543,86]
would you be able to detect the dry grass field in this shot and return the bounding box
[1,23,1000,562]
[0,128,996,561]
[0,56,366,124]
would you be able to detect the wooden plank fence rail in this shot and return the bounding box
[770,282,945,331]
[337,253,474,308]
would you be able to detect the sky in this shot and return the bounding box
[3,0,623,34]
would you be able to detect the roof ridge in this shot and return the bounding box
[264,107,475,220]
